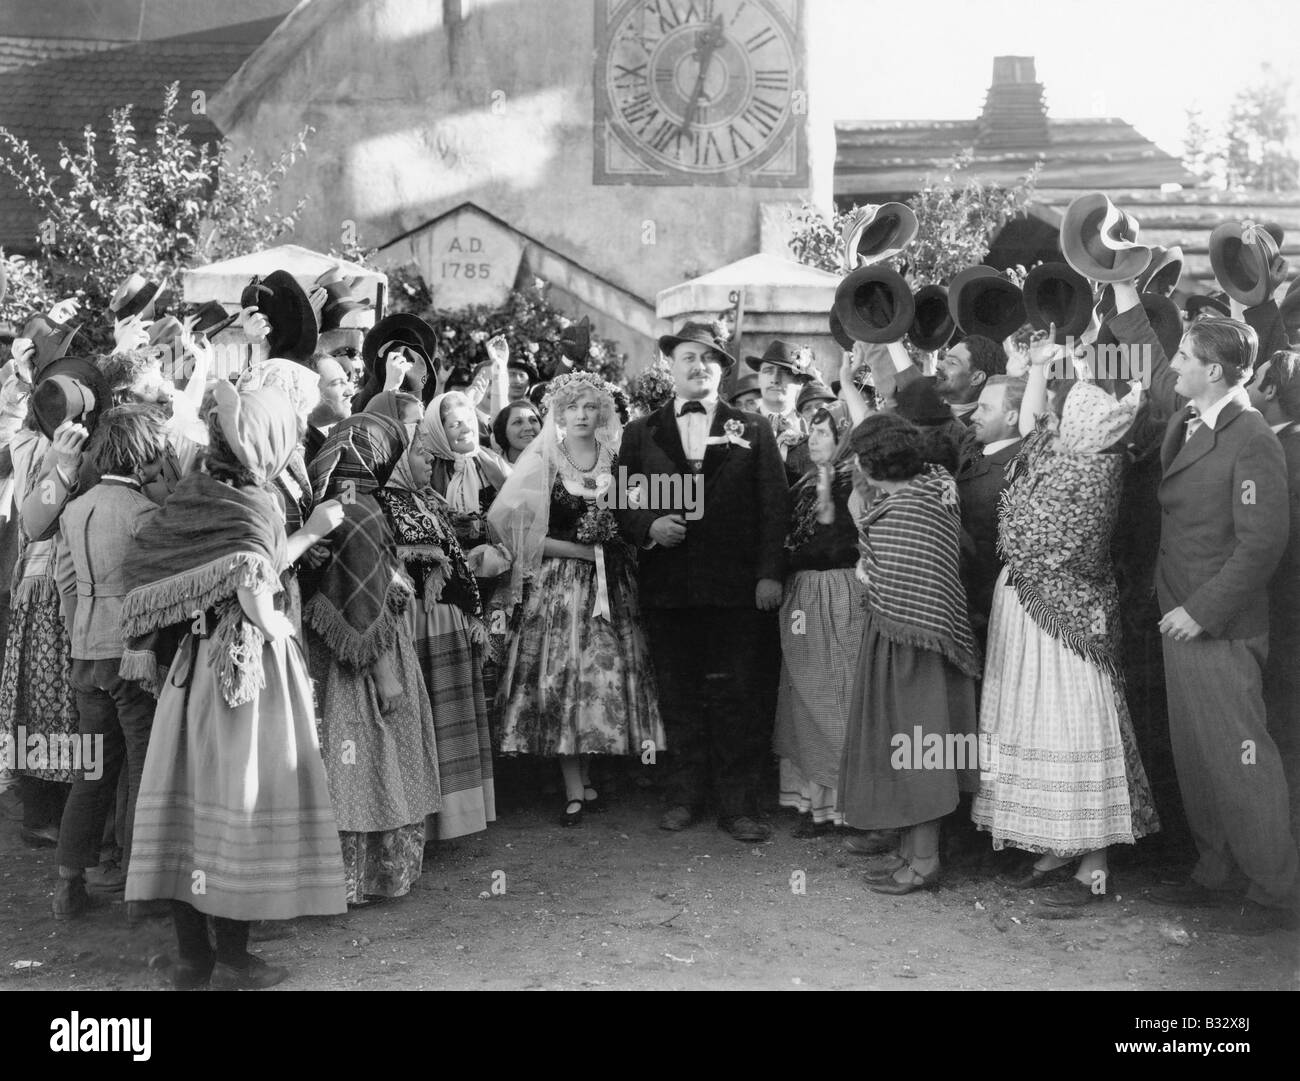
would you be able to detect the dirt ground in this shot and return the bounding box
[2,765,1297,992]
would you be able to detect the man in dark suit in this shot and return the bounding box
[749,339,816,484]
[1151,318,1298,930]
[958,375,1024,652]
[1247,348,1300,832]
[617,322,790,842]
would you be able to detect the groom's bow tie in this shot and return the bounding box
[678,401,706,416]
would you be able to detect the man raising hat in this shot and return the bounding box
[617,321,789,843]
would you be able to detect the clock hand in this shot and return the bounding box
[681,16,726,135]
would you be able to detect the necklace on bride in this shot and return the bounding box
[559,439,602,491]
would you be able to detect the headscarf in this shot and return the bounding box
[420,391,510,513]
[236,357,321,421]
[302,413,412,668]
[211,380,299,487]
[363,390,424,492]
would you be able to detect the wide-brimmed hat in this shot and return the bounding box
[108,272,163,321]
[745,339,817,380]
[1137,245,1184,297]
[1097,293,1183,362]
[31,355,111,440]
[949,266,1026,342]
[314,266,372,332]
[841,202,919,271]
[1279,284,1300,347]
[658,320,736,368]
[828,308,854,350]
[185,299,240,338]
[560,316,592,363]
[1210,221,1290,307]
[908,284,955,351]
[18,314,81,379]
[362,312,438,369]
[241,270,319,362]
[1184,292,1231,321]
[728,371,761,404]
[1060,192,1152,283]
[1023,262,1093,343]
[146,315,184,348]
[797,381,836,412]
[833,265,915,344]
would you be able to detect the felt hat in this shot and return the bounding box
[362,312,437,367]
[829,308,854,350]
[908,284,956,351]
[1279,284,1300,347]
[1137,245,1184,297]
[241,270,319,362]
[18,313,81,379]
[1209,221,1290,308]
[833,265,915,344]
[146,315,184,348]
[1096,293,1184,363]
[31,355,111,440]
[185,300,240,338]
[745,339,817,380]
[1023,262,1093,343]
[797,381,837,412]
[728,371,761,404]
[506,356,540,383]
[949,266,1026,342]
[657,320,737,368]
[841,202,919,270]
[108,272,163,321]
[313,265,372,332]
[1060,192,1152,283]
[560,316,592,364]
[1184,292,1231,322]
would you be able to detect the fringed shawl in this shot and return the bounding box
[858,465,981,678]
[998,412,1129,682]
[303,414,412,670]
[118,472,286,706]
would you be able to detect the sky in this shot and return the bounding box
[817,0,1300,157]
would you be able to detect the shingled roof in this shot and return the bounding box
[0,17,282,252]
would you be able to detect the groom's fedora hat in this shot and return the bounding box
[658,320,737,368]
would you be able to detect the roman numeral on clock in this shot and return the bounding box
[740,95,783,136]
[745,26,777,51]
[622,92,657,128]
[754,68,790,91]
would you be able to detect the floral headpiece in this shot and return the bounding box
[541,369,621,415]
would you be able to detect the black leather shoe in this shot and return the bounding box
[1035,876,1111,918]
[1000,861,1076,890]
[659,805,699,832]
[842,830,897,856]
[582,788,607,813]
[210,955,289,991]
[53,877,102,920]
[1148,881,1237,908]
[719,816,772,843]
[172,958,215,990]
[560,799,585,827]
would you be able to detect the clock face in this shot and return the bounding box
[594,0,806,186]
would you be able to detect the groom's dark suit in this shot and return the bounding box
[618,399,789,818]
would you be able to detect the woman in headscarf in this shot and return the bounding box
[120,383,348,991]
[838,413,982,895]
[488,371,663,826]
[304,412,442,906]
[364,391,495,843]
[972,353,1160,910]
[419,390,512,554]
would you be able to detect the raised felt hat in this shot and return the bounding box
[1060,192,1153,283]
[1096,293,1184,363]
[31,355,111,440]
[1023,262,1093,343]
[908,284,955,352]
[833,265,915,345]
[1209,221,1290,308]
[108,272,162,321]
[362,312,437,368]
[828,308,854,350]
[948,267,1027,342]
[314,265,372,332]
[1137,245,1184,297]
[841,202,919,271]
[1279,284,1300,347]
[241,269,319,362]
[744,339,817,380]
[19,313,81,380]
[559,316,592,363]
[185,300,240,338]
[1185,292,1231,321]
[657,320,736,368]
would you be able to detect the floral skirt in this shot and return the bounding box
[340,823,425,904]
[0,580,78,783]
[971,569,1161,855]
[496,554,663,757]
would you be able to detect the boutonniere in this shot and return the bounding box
[722,418,751,448]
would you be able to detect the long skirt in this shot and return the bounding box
[496,554,663,757]
[409,601,495,841]
[309,620,440,903]
[124,632,347,920]
[971,569,1161,855]
[0,579,79,783]
[773,568,864,824]
[836,609,978,831]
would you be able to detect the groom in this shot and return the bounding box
[618,322,790,842]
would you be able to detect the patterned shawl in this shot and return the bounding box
[997,383,1139,681]
[118,471,286,705]
[303,413,412,669]
[858,464,980,678]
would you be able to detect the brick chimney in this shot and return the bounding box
[977,56,1049,149]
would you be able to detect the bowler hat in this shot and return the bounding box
[109,273,162,322]
[1185,292,1231,321]
[1096,293,1183,363]
[31,355,111,440]
[745,339,817,381]
[728,371,761,404]
[1137,245,1184,297]
[949,267,1026,342]
[841,202,919,271]
[1060,192,1152,283]
[908,284,955,351]
[241,270,319,362]
[658,320,736,368]
[833,265,915,344]
[1209,221,1289,308]
[1023,262,1093,343]
[560,317,592,363]
[829,308,854,351]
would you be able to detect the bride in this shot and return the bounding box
[489,370,663,826]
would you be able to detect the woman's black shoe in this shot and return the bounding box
[560,799,585,827]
